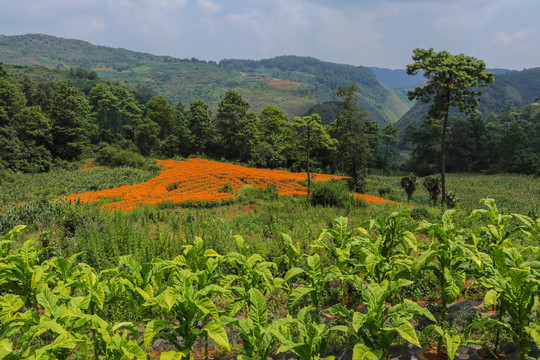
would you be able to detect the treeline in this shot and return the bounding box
[403,99,540,175]
[0,62,399,183]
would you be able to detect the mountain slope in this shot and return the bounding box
[395,67,540,134]
[0,33,412,125]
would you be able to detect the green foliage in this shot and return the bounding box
[423,175,441,204]
[331,279,436,360]
[400,175,417,203]
[407,48,494,202]
[309,180,351,208]
[96,144,160,171]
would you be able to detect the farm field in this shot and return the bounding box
[1,159,540,359]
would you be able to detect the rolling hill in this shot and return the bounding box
[0,33,413,125]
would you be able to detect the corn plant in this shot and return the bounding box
[330,279,435,360]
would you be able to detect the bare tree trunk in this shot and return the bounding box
[441,106,449,204]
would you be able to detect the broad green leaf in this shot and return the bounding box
[525,324,540,347]
[36,288,57,317]
[160,350,188,360]
[352,343,379,360]
[144,319,175,352]
[124,340,147,360]
[284,267,304,282]
[402,231,418,251]
[288,286,312,311]
[196,296,220,321]
[249,288,267,327]
[203,320,230,350]
[329,303,350,318]
[0,338,13,358]
[483,289,499,310]
[155,290,176,311]
[393,318,420,347]
[31,267,46,293]
[443,268,464,303]
[444,333,461,360]
[352,311,367,333]
[508,267,528,287]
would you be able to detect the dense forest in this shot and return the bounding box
[0,62,384,184]
[1,58,539,182]
[403,98,540,176]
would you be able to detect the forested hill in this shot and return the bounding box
[0,33,412,125]
[396,67,540,134]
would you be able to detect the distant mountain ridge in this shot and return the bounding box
[0,33,414,126]
[395,67,540,134]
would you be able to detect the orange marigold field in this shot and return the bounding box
[66,158,400,211]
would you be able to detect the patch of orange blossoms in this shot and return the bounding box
[65,158,399,211]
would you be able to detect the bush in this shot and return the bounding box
[96,145,160,172]
[310,179,352,207]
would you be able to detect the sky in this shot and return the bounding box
[1,0,539,70]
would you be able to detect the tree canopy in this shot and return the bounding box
[407,48,494,202]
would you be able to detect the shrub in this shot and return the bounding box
[310,179,351,207]
[96,145,160,172]
[400,175,417,203]
[423,174,441,203]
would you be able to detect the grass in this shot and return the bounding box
[1,163,538,272]
[0,166,157,206]
[367,172,540,216]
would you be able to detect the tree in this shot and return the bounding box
[215,90,250,158]
[293,114,336,196]
[49,82,95,160]
[255,105,293,167]
[407,48,494,203]
[88,84,142,141]
[0,79,26,126]
[331,82,378,192]
[187,99,214,155]
[380,123,399,175]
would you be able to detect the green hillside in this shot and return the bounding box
[0,33,411,124]
[396,67,540,134]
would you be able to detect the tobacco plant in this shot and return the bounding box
[222,235,276,316]
[414,210,482,355]
[272,306,335,360]
[140,267,231,360]
[354,212,418,283]
[476,242,540,360]
[223,288,277,360]
[330,279,435,360]
[287,253,340,323]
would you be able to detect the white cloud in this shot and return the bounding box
[197,0,222,13]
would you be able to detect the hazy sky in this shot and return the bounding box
[1,0,538,70]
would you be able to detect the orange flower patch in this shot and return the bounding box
[65,158,398,211]
[355,193,401,205]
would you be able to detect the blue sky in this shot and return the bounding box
[1,0,538,70]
